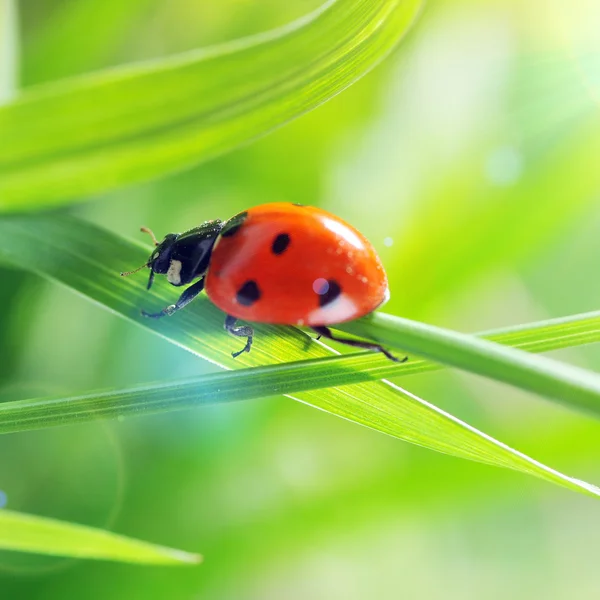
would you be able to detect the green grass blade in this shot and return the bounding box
[479,311,600,354]
[337,312,600,416]
[0,213,599,499]
[0,509,201,564]
[2,309,599,435]
[0,0,421,211]
[357,309,600,378]
[0,354,397,433]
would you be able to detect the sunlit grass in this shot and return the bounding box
[0,0,421,209]
[0,509,201,565]
[0,214,599,499]
[3,0,600,584]
[2,308,600,434]
[0,0,429,564]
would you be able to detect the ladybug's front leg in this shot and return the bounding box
[224,315,253,358]
[142,277,205,319]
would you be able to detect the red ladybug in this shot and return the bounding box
[122,203,400,361]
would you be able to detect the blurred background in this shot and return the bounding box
[2,0,600,597]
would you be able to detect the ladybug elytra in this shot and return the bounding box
[122,203,401,361]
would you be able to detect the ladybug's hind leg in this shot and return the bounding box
[225,315,253,358]
[311,326,406,363]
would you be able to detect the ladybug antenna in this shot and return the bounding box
[140,226,159,246]
[120,262,149,277]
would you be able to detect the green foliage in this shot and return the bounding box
[0,0,422,566]
[340,312,600,416]
[2,0,600,594]
[0,509,201,564]
[21,0,157,85]
[3,309,600,434]
[0,214,599,499]
[392,118,600,317]
[0,0,420,210]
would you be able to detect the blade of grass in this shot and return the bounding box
[2,212,600,417]
[2,309,599,434]
[0,214,599,498]
[0,0,421,210]
[336,311,600,416]
[5,363,600,504]
[478,311,600,354]
[376,309,600,378]
[0,509,201,564]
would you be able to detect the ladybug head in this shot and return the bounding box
[146,232,180,290]
[120,228,180,290]
[121,222,223,289]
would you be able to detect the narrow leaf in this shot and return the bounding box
[337,312,600,416]
[1,310,599,434]
[0,509,201,565]
[0,0,421,210]
[0,213,598,499]
[0,312,600,433]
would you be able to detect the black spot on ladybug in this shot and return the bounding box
[291,203,304,207]
[236,280,261,306]
[316,279,341,307]
[221,211,248,238]
[272,233,290,255]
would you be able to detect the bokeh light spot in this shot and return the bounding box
[313,278,329,295]
[485,146,523,186]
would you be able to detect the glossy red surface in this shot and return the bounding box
[206,203,389,325]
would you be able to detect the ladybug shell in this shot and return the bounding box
[205,203,389,326]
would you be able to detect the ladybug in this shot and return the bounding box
[121,203,401,361]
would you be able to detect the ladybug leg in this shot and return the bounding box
[311,326,407,363]
[225,315,254,358]
[301,331,321,351]
[142,278,205,319]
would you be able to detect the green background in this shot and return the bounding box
[2,0,600,597]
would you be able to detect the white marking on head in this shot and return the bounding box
[307,294,359,326]
[167,259,183,285]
